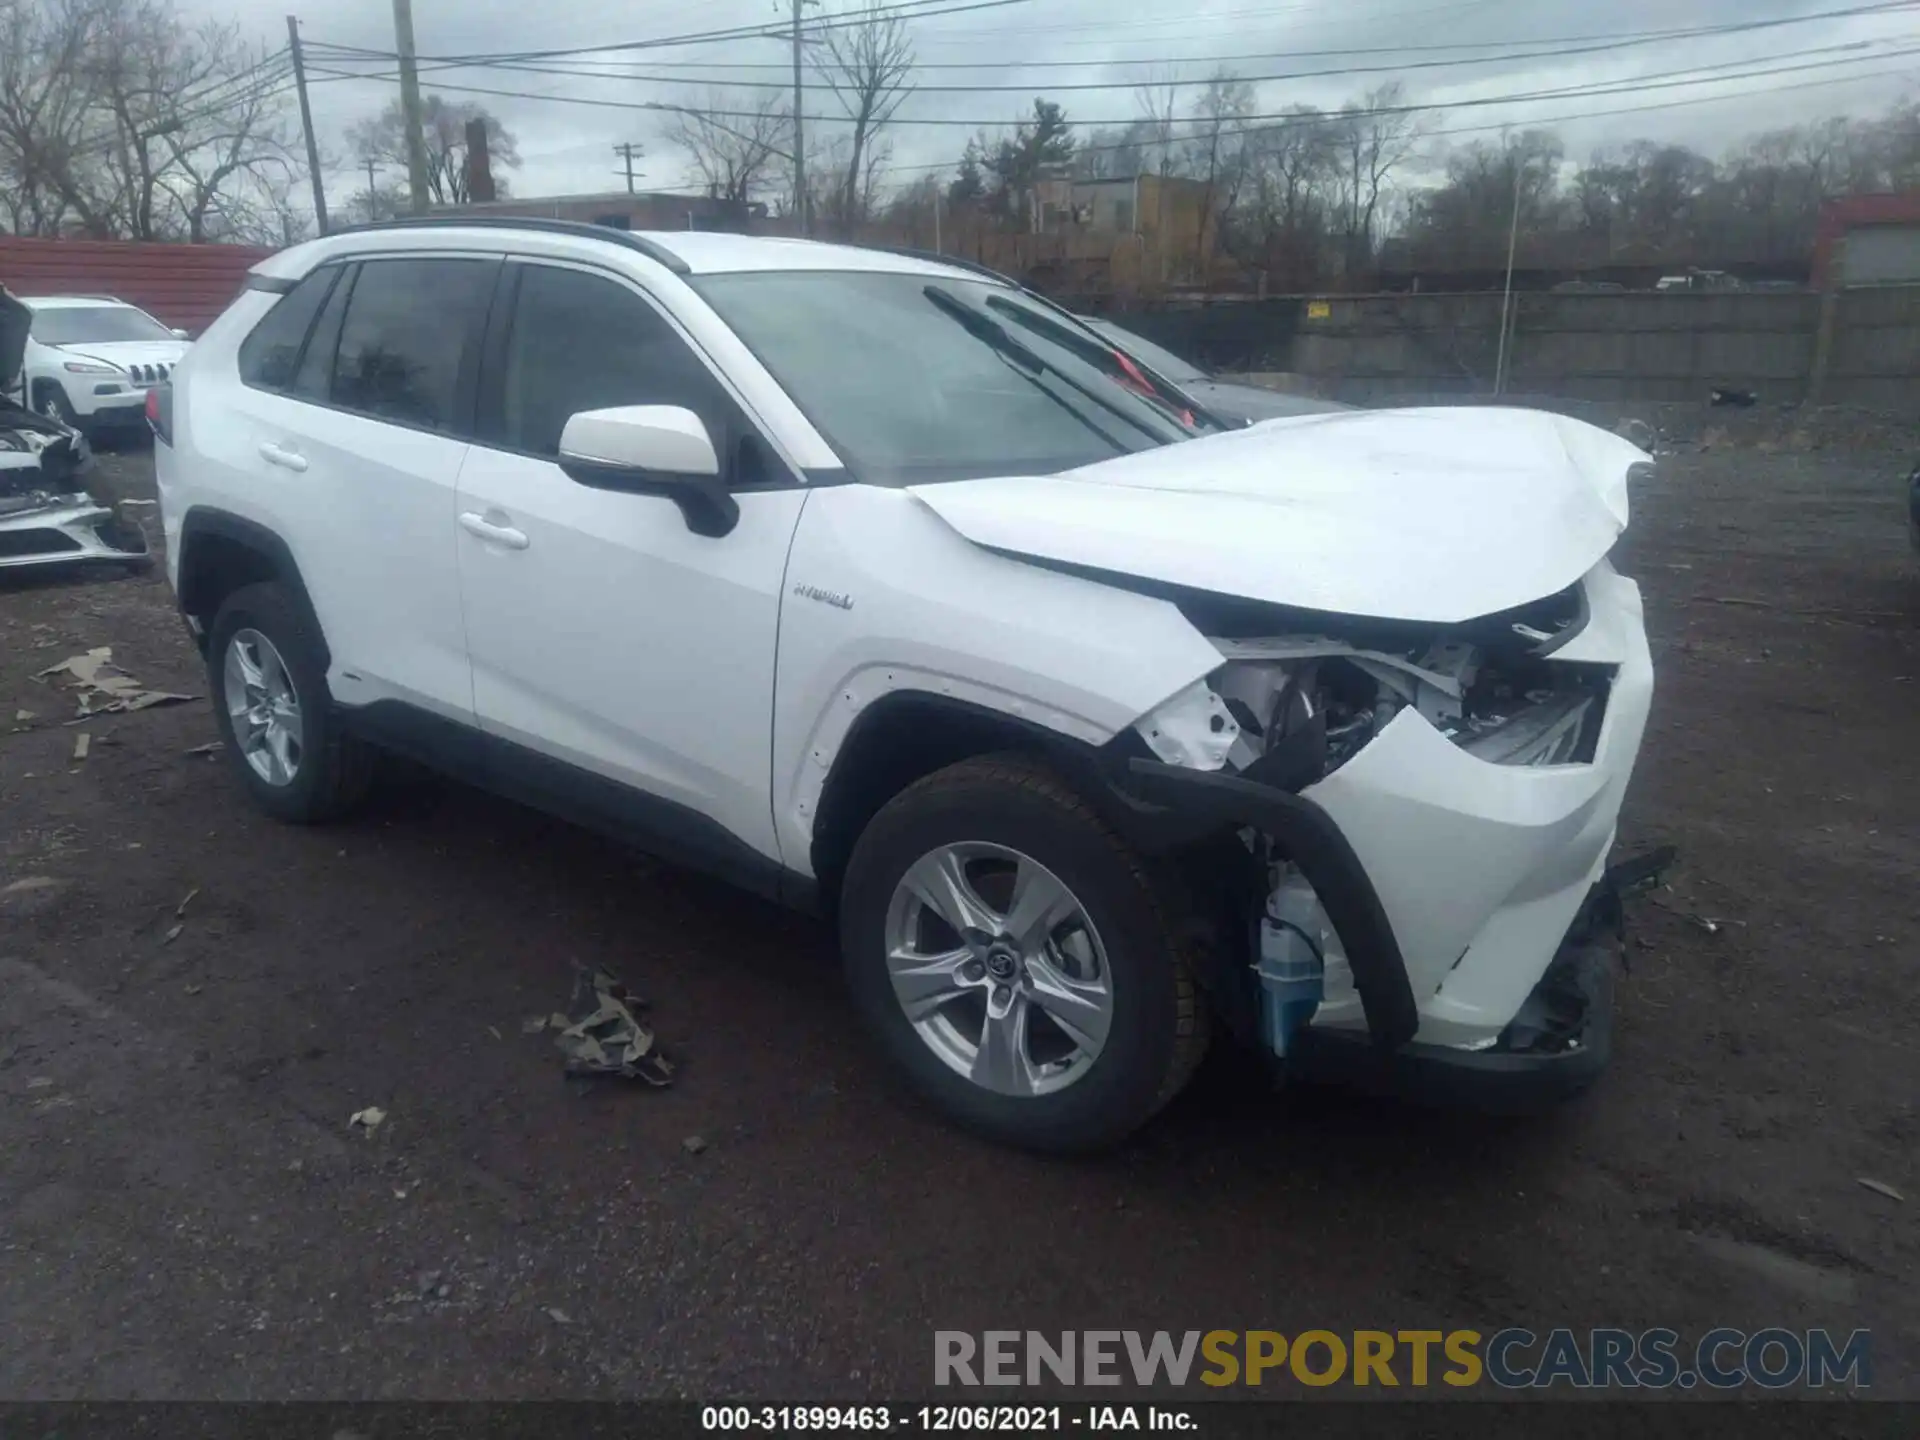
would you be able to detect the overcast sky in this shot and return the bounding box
[182,0,1919,202]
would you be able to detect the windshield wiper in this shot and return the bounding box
[920,285,1170,444]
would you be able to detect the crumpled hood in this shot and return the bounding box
[907,406,1650,625]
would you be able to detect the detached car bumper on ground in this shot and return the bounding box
[0,288,149,574]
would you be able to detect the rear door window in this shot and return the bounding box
[330,257,495,434]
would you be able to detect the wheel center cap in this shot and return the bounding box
[984,945,1019,980]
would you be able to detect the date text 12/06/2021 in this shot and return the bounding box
[702,1407,1192,1431]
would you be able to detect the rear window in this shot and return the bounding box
[238,268,340,392]
[330,258,494,432]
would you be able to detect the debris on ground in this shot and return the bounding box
[348,1106,387,1135]
[184,741,223,758]
[34,647,196,720]
[549,966,673,1085]
[14,709,34,723]
[682,1135,709,1156]
[1858,1178,1905,1203]
[175,887,200,918]
[71,732,89,762]
[546,1307,574,1326]
[1613,417,1656,451]
[160,922,183,945]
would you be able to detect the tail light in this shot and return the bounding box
[146,381,172,445]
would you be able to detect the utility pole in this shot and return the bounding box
[364,157,380,205]
[1493,154,1525,397]
[286,16,328,234]
[391,0,432,213]
[790,0,807,236]
[615,142,640,194]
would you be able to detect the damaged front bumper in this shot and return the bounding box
[0,498,151,572]
[1105,560,1656,1111]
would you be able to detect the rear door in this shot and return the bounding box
[220,254,498,724]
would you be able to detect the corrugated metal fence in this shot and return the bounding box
[0,236,274,334]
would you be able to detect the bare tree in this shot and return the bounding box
[663,89,792,206]
[811,2,914,237]
[0,0,302,240]
[1333,81,1425,276]
[1132,71,1180,177]
[1183,71,1256,267]
[348,96,520,207]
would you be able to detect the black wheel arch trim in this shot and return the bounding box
[1105,756,1421,1051]
[175,507,330,669]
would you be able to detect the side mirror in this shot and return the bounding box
[556,405,739,538]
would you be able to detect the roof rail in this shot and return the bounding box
[871,246,1016,285]
[326,216,691,276]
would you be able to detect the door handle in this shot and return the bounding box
[258,442,308,473]
[458,511,530,550]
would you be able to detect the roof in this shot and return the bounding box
[255,218,992,285]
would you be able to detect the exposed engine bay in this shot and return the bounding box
[1135,580,1610,783]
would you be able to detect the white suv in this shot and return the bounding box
[8,295,190,432]
[154,219,1656,1151]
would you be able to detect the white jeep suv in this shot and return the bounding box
[154,219,1656,1151]
[10,295,190,432]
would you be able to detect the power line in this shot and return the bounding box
[304,0,1040,69]
[359,19,1918,97]
[307,40,1920,128]
[316,5,1907,74]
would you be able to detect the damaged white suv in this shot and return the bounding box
[155,220,1655,1150]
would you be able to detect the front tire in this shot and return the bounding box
[840,754,1207,1152]
[35,382,78,429]
[206,583,374,823]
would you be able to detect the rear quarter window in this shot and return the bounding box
[237,268,340,392]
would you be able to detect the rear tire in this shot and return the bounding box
[840,753,1207,1152]
[206,582,374,824]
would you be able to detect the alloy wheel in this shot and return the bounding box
[882,841,1114,1098]
[223,628,304,787]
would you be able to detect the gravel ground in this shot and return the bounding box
[0,436,1915,1401]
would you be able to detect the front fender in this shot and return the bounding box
[771,484,1223,874]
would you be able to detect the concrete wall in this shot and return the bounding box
[1236,287,1918,410]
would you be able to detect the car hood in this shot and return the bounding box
[0,289,26,391]
[51,340,189,370]
[906,406,1650,625]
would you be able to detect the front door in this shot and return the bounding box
[452,259,809,870]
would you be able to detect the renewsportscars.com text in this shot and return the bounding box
[934,1328,1871,1390]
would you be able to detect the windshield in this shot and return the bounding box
[693,271,1215,486]
[29,305,174,345]
[1086,320,1208,383]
